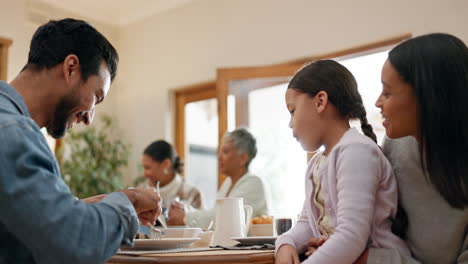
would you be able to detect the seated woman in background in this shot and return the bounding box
[142,140,203,212]
[168,128,269,228]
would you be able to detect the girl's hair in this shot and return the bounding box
[389,33,468,208]
[288,59,377,143]
[143,140,184,174]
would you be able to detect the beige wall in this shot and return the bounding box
[1,0,467,183]
[0,0,33,82]
[115,0,468,182]
[0,0,119,115]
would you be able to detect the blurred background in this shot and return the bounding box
[1,0,466,217]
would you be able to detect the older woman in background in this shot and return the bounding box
[168,128,269,228]
[142,140,203,211]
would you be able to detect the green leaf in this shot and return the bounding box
[58,115,130,199]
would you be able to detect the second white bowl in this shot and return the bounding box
[161,227,202,238]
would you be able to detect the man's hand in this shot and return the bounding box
[167,201,185,226]
[305,236,327,257]
[276,244,300,264]
[81,194,107,203]
[138,209,161,226]
[121,188,162,226]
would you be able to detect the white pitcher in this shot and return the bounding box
[211,197,253,247]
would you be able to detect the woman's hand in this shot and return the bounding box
[276,244,300,264]
[167,201,186,226]
[305,236,327,256]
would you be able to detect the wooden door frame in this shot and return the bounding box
[172,33,411,187]
[216,63,304,144]
[174,81,217,163]
[216,33,411,185]
[217,33,412,145]
[0,37,12,81]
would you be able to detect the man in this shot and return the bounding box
[0,18,161,263]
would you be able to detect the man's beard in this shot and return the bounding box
[46,94,79,139]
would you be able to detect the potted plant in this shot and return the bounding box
[57,115,130,199]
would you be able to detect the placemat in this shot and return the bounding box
[141,249,275,257]
[118,247,219,256]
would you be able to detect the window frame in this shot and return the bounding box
[174,33,411,187]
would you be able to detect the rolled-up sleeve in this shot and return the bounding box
[100,192,139,246]
[0,120,138,264]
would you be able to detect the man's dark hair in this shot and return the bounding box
[24,18,118,81]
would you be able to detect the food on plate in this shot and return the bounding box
[251,215,273,224]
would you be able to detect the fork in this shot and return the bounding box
[148,223,165,239]
[155,181,168,229]
[150,181,165,239]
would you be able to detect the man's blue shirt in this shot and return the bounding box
[0,81,138,264]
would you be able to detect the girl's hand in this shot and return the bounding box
[305,236,327,256]
[276,244,300,264]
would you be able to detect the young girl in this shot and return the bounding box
[275,60,410,263]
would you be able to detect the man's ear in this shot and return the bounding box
[62,54,81,84]
[315,91,329,114]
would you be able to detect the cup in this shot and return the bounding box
[211,198,253,247]
[275,218,293,236]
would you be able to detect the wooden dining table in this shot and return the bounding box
[106,249,275,264]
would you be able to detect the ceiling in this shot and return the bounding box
[33,0,197,26]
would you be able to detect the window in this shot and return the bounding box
[340,50,389,145]
[174,83,235,207]
[215,34,410,218]
[183,97,235,208]
[174,34,410,218]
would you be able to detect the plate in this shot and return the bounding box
[129,238,200,250]
[230,236,277,246]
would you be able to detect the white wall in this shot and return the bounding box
[0,0,34,82]
[115,0,468,182]
[0,0,119,116]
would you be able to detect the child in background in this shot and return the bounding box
[275,60,410,263]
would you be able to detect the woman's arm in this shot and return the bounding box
[367,248,420,264]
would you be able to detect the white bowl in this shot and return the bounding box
[249,224,273,236]
[160,227,202,238]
